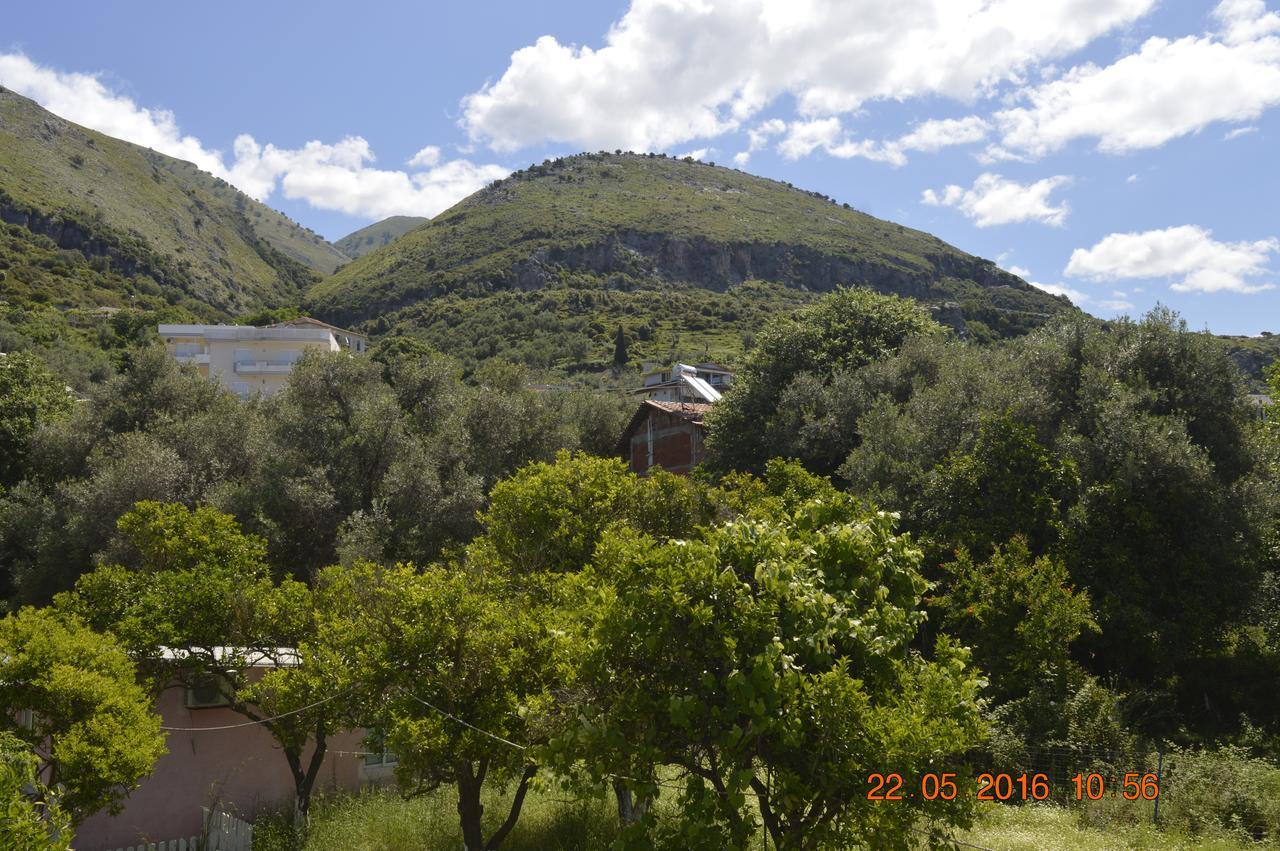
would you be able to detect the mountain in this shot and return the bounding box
[0,86,349,315]
[308,151,1076,373]
[336,216,428,259]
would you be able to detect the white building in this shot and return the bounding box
[634,362,732,404]
[157,319,367,399]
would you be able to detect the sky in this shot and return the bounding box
[3,0,1279,335]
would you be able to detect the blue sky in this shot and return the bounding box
[3,0,1279,335]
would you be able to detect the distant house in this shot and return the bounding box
[617,400,713,476]
[635,362,732,403]
[76,648,383,851]
[157,319,367,398]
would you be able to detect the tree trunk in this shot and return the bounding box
[612,778,650,825]
[457,763,486,851]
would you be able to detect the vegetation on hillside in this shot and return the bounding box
[0,89,342,320]
[308,152,1075,377]
[334,215,427,259]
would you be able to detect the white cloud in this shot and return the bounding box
[992,1,1280,157]
[1006,264,1033,278]
[1223,125,1259,139]
[0,52,510,220]
[747,118,787,151]
[461,0,1156,152]
[1126,173,1139,182]
[407,145,442,168]
[732,151,751,166]
[1030,280,1089,304]
[922,172,1071,227]
[679,147,713,160]
[778,114,988,165]
[1216,0,1280,45]
[1065,225,1279,293]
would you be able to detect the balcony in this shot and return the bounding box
[174,352,210,365]
[234,360,295,375]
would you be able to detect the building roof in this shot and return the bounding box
[268,316,366,339]
[156,646,300,668]
[158,323,336,343]
[615,400,713,455]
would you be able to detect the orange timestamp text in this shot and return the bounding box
[866,771,1160,802]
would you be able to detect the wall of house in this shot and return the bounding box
[160,328,340,399]
[76,676,370,850]
[204,336,336,399]
[627,411,705,475]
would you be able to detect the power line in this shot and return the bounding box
[159,689,346,732]
[395,686,529,751]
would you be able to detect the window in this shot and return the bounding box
[185,673,232,708]
[363,731,399,767]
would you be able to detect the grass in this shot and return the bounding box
[250,783,1280,851]
[960,802,1276,850]
[253,781,621,851]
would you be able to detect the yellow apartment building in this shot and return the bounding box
[157,318,367,398]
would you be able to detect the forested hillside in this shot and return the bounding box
[334,215,427,258]
[309,152,1077,373]
[0,88,356,385]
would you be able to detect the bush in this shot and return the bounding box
[1159,746,1280,842]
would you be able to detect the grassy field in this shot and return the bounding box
[250,784,1278,851]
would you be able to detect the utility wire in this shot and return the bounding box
[159,689,346,732]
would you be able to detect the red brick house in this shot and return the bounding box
[617,400,712,475]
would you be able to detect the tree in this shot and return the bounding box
[567,494,986,849]
[612,324,629,368]
[0,731,71,851]
[919,413,1074,563]
[59,502,350,825]
[0,607,165,824]
[0,351,73,489]
[316,561,556,851]
[706,287,942,475]
[932,537,1096,704]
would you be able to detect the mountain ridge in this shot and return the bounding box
[335,215,428,259]
[307,152,1075,372]
[0,87,349,314]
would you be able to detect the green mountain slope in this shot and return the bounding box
[309,152,1075,372]
[0,87,347,311]
[336,215,428,258]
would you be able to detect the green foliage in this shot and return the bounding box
[333,215,427,259]
[935,537,1097,703]
[59,501,346,821]
[0,730,72,851]
[832,310,1270,733]
[566,495,986,849]
[0,350,72,489]
[311,153,1070,352]
[317,561,556,850]
[921,414,1075,562]
[479,451,711,576]
[1159,746,1280,843]
[0,607,165,823]
[706,287,943,475]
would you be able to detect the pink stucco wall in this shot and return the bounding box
[76,677,375,850]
